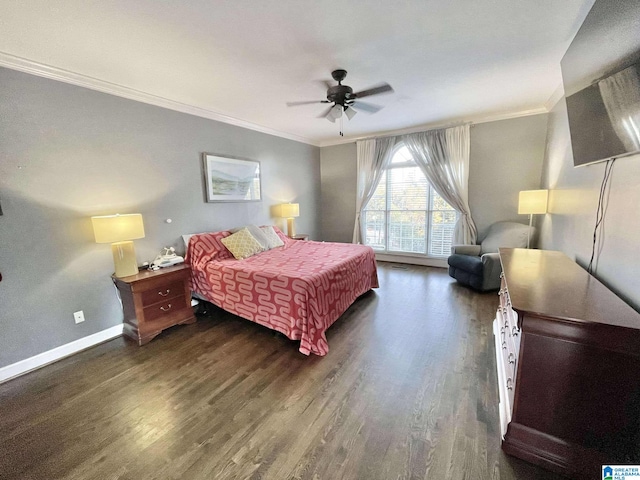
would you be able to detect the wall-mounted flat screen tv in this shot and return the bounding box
[566,59,640,167]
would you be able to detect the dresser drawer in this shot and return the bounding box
[499,280,509,305]
[503,343,517,406]
[497,307,519,407]
[139,280,185,307]
[496,308,509,354]
[143,295,188,323]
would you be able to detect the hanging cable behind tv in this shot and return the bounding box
[587,158,616,274]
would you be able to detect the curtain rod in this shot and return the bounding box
[352,121,474,143]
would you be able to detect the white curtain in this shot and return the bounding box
[599,66,640,152]
[402,124,477,245]
[353,137,396,243]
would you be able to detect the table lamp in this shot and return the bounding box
[92,213,145,277]
[276,203,299,238]
[518,190,548,248]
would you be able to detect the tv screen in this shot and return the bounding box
[566,60,640,167]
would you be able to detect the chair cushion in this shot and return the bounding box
[448,266,484,291]
[480,222,531,254]
[447,254,483,276]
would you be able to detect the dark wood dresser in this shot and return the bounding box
[494,248,640,478]
[113,264,196,345]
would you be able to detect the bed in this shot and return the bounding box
[186,228,378,356]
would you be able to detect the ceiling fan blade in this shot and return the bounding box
[286,100,330,107]
[352,83,394,99]
[317,105,334,118]
[351,101,383,113]
[317,79,334,90]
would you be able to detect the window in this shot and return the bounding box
[363,145,457,257]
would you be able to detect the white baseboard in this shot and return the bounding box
[0,324,123,384]
[376,253,448,268]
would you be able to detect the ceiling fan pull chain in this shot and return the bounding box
[340,114,344,136]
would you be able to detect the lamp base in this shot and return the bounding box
[287,218,296,238]
[112,241,139,277]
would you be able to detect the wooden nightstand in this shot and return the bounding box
[291,234,309,241]
[112,264,196,345]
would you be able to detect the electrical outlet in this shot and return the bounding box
[73,310,85,324]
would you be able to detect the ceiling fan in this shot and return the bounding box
[286,69,394,135]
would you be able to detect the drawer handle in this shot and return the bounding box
[160,304,172,312]
[158,289,171,297]
[506,378,513,390]
[500,272,504,278]
[508,352,515,364]
[502,340,507,350]
[511,326,519,337]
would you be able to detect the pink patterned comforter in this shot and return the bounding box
[187,229,379,356]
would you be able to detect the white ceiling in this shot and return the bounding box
[0,0,595,146]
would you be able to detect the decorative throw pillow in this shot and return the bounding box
[220,228,264,260]
[230,224,271,250]
[260,225,285,249]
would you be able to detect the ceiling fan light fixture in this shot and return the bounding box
[344,106,357,120]
[329,104,343,120]
[287,70,393,134]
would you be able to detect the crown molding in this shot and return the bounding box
[544,84,565,111]
[318,106,549,147]
[0,51,319,147]
[0,52,556,150]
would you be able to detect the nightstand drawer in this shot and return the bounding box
[143,295,188,323]
[140,280,185,307]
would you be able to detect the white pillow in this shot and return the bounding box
[260,225,284,249]
[230,224,271,250]
[220,228,264,260]
[182,234,195,254]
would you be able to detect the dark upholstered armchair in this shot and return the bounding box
[447,222,533,291]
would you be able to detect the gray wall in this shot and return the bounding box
[0,67,320,368]
[319,115,548,244]
[538,0,640,311]
[539,99,640,310]
[469,114,548,239]
[320,143,357,243]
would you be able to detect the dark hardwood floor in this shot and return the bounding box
[0,263,564,479]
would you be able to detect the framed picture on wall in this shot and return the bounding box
[202,153,261,202]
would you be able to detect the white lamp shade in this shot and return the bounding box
[330,104,343,120]
[518,190,548,215]
[276,203,300,218]
[344,106,357,120]
[92,214,145,243]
